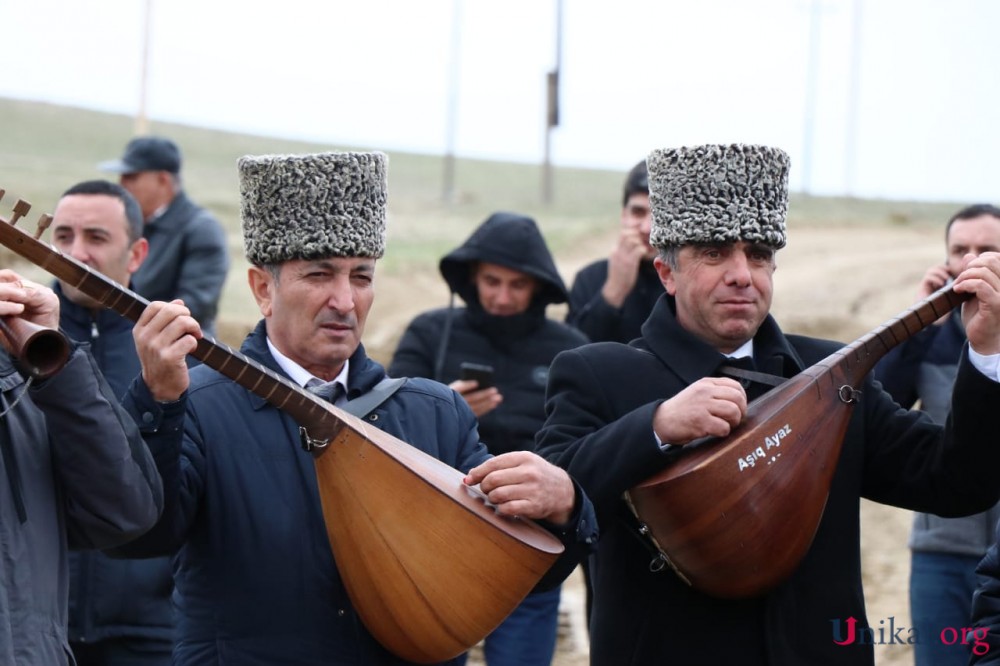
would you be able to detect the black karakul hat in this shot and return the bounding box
[647,144,789,250]
[238,151,387,265]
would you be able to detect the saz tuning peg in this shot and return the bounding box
[8,199,31,227]
[34,214,53,240]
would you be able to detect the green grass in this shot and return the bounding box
[0,95,965,341]
[0,97,622,238]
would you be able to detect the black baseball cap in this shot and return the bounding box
[622,159,648,207]
[99,137,182,175]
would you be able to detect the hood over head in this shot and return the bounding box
[439,211,568,308]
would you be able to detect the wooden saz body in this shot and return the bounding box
[627,284,968,599]
[0,194,563,664]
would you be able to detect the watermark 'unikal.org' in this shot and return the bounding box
[831,616,989,656]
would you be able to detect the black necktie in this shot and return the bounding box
[719,356,770,401]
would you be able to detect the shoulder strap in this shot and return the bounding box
[342,377,407,419]
[432,293,458,382]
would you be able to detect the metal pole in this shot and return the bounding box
[844,0,863,195]
[442,0,463,204]
[801,0,822,195]
[135,0,153,135]
[543,0,563,204]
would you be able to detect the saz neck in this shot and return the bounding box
[821,283,968,384]
[0,218,337,431]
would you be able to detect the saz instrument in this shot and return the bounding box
[627,280,969,599]
[0,191,563,664]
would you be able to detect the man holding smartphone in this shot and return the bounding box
[876,203,1000,666]
[389,211,588,665]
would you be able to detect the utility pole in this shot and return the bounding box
[801,0,823,195]
[542,0,563,204]
[844,0,863,195]
[442,0,463,204]
[135,0,153,135]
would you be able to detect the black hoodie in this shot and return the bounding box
[389,212,588,455]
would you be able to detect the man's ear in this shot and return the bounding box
[653,255,676,295]
[247,266,274,317]
[128,238,149,274]
[156,170,174,190]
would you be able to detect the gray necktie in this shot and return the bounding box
[307,379,344,404]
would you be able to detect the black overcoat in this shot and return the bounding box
[538,295,1000,665]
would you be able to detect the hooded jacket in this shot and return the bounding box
[389,211,588,456]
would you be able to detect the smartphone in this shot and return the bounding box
[459,362,495,389]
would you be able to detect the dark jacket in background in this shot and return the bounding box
[118,321,596,665]
[389,211,588,455]
[0,345,162,666]
[58,286,175,650]
[971,523,1000,663]
[565,258,662,343]
[538,295,1000,666]
[134,191,229,337]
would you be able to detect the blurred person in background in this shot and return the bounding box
[99,136,229,337]
[50,179,175,666]
[389,211,589,666]
[875,203,1000,666]
[566,159,660,344]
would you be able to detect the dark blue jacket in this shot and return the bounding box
[57,286,175,647]
[120,321,596,665]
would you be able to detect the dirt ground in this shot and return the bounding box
[443,223,940,666]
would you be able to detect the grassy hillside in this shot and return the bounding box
[0,97,626,259]
[0,96,966,350]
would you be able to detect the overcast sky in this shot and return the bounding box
[3,0,999,202]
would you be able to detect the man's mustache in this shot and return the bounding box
[317,313,357,328]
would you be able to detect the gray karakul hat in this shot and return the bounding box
[238,151,387,265]
[647,144,790,250]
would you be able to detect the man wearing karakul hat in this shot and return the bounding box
[536,143,1000,665]
[113,151,597,665]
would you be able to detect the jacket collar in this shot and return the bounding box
[146,191,192,230]
[55,283,134,336]
[638,294,805,383]
[241,320,385,410]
